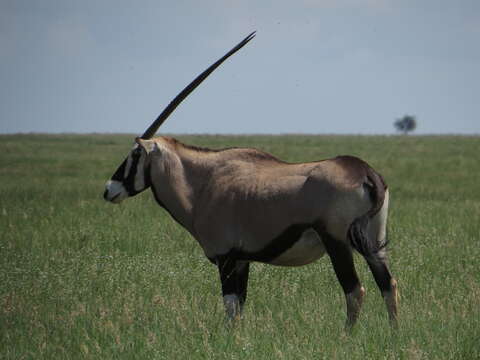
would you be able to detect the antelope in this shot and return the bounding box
[103,32,398,329]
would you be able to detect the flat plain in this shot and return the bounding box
[1,134,479,359]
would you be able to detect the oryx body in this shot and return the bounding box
[104,32,398,329]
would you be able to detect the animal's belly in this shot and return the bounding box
[268,228,326,266]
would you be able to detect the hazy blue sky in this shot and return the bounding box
[1,0,479,135]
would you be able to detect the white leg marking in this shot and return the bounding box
[382,278,399,327]
[223,294,241,320]
[345,286,365,329]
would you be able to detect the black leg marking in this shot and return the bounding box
[217,257,251,319]
[366,259,393,293]
[366,257,398,327]
[217,256,237,296]
[237,262,250,307]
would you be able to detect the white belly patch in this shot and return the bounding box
[269,228,326,266]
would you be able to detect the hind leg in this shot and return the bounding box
[366,258,398,327]
[366,187,398,326]
[320,231,365,329]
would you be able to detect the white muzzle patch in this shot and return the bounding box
[104,180,128,203]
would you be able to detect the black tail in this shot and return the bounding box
[348,167,388,260]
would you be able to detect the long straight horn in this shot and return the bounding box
[141,31,256,139]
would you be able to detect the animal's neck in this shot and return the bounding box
[148,150,198,235]
[149,144,218,234]
[178,150,216,191]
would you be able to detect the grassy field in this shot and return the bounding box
[1,134,479,359]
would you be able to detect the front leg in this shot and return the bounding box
[216,256,250,320]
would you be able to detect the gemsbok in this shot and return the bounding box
[103,32,398,329]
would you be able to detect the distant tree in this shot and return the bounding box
[394,115,417,135]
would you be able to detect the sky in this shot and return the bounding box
[1,0,479,135]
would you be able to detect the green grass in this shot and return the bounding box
[1,134,479,359]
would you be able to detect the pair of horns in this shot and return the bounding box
[141,31,256,139]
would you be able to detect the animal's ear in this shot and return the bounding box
[135,137,158,154]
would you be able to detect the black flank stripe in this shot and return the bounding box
[226,223,313,264]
